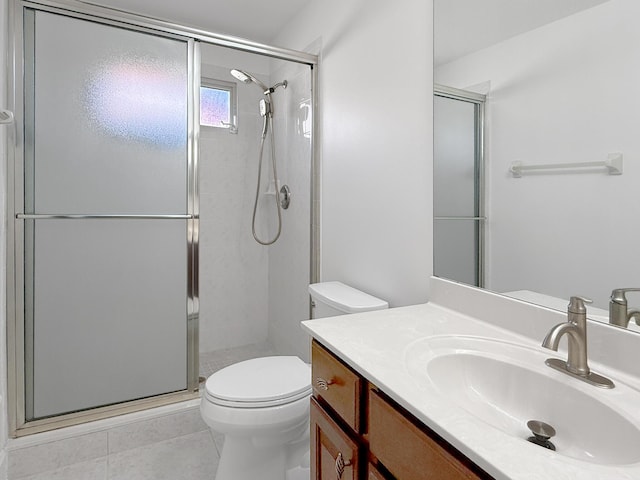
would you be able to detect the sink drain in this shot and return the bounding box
[527,420,556,451]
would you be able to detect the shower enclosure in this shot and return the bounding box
[7,0,317,436]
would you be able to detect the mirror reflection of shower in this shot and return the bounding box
[230,68,288,245]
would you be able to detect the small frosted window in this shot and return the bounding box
[200,78,237,132]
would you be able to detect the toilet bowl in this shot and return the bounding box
[200,281,388,480]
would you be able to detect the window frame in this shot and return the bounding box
[200,77,238,133]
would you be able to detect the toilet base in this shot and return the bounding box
[215,436,284,480]
[214,427,309,480]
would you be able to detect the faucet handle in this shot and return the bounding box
[568,296,592,314]
[610,288,640,305]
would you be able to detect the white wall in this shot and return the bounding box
[274,0,433,308]
[435,0,640,308]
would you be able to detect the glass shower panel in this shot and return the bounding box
[434,96,477,218]
[433,221,478,287]
[29,11,187,215]
[434,95,481,286]
[29,220,187,419]
[23,10,192,420]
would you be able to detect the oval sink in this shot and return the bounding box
[404,336,640,466]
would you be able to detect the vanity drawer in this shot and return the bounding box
[368,388,486,480]
[311,340,363,432]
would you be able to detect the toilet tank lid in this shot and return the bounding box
[308,281,389,313]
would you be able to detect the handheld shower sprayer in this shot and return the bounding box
[230,68,289,245]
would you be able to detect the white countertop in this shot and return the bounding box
[301,302,640,480]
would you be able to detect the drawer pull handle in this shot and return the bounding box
[335,452,351,479]
[316,377,334,390]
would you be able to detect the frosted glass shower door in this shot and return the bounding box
[23,11,192,420]
[433,94,484,287]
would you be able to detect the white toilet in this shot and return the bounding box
[200,281,388,480]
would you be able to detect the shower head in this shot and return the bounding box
[230,69,288,95]
[230,69,269,92]
[230,69,252,83]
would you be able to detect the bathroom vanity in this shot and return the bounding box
[302,279,640,480]
[310,340,490,479]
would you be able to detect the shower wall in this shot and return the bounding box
[199,45,270,353]
[198,44,312,359]
[267,59,312,360]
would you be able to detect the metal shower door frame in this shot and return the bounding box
[6,0,319,437]
[8,1,200,436]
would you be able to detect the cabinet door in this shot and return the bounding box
[311,397,360,480]
[369,389,485,480]
[368,463,387,480]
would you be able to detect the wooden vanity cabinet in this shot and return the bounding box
[310,339,364,479]
[311,340,492,480]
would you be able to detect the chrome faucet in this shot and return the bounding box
[609,288,640,328]
[542,296,614,389]
[542,296,591,376]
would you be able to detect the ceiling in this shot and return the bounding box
[79,1,613,69]
[80,0,313,43]
[435,0,610,66]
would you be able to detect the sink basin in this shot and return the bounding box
[404,336,640,466]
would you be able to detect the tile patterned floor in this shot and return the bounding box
[11,343,276,480]
[13,431,221,480]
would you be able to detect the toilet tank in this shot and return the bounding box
[308,281,389,319]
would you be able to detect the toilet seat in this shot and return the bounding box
[204,356,311,408]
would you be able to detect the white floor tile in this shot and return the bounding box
[107,431,218,480]
[13,458,107,480]
[8,432,108,478]
[211,432,224,457]
[108,408,208,454]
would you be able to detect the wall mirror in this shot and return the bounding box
[433,0,640,332]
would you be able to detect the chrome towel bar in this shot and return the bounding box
[510,153,623,177]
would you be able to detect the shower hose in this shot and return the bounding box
[251,113,282,245]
